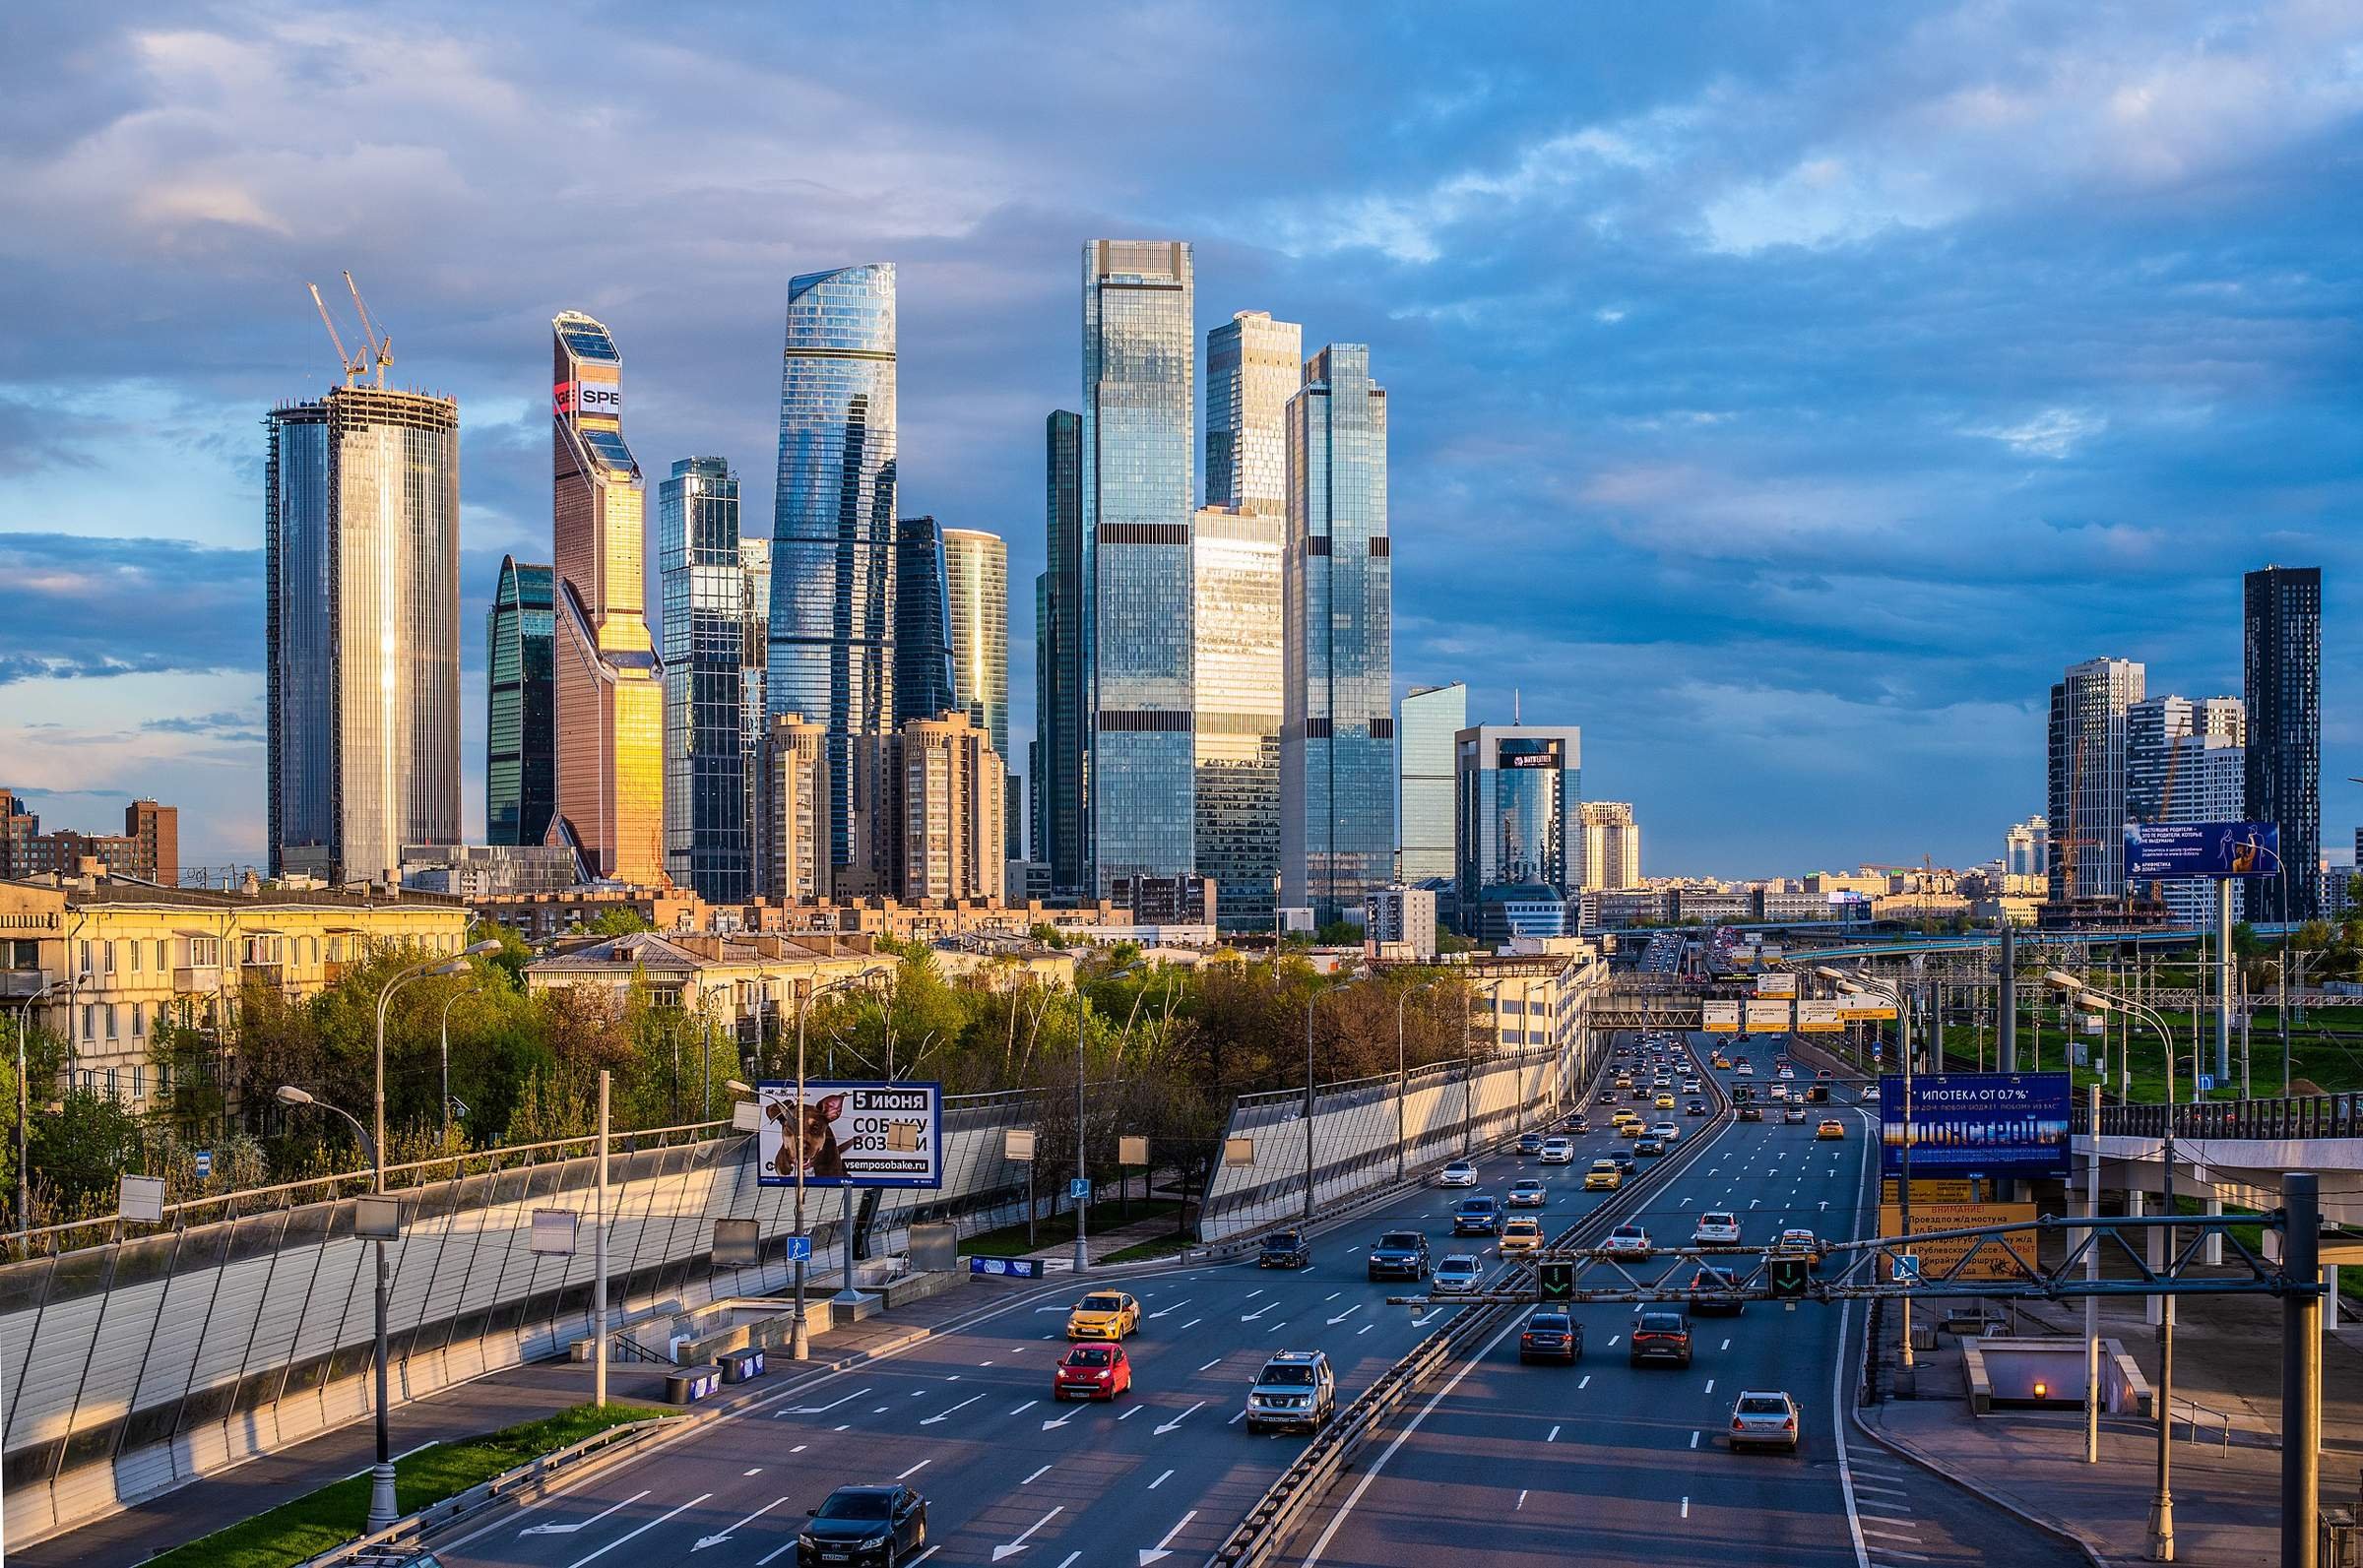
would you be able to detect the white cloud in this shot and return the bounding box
[1966,408,2109,459]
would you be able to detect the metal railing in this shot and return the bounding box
[2075,1091,2363,1143]
[2171,1394,2235,1456]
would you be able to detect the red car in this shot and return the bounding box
[1054,1342,1131,1401]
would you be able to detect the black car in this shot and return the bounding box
[1633,1137,1665,1158]
[1564,1113,1591,1134]
[1687,1266,1746,1316]
[1452,1196,1503,1235]
[1629,1309,1694,1367]
[1259,1229,1311,1269]
[1737,1104,1763,1121]
[799,1484,927,1566]
[1517,1132,1546,1157]
[1367,1229,1430,1280]
[1686,1099,1707,1116]
[1519,1310,1582,1363]
[1606,1150,1636,1172]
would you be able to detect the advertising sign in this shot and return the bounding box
[1883,1177,1981,1204]
[1702,999,1741,1034]
[551,378,624,420]
[1795,998,1844,1034]
[1877,1203,2039,1282]
[970,1255,1044,1280]
[2124,821,2281,880]
[1836,997,1898,1022]
[1879,1072,2071,1179]
[756,1079,944,1189]
[1745,999,1794,1034]
[1756,972,1797,997]
[530,1210,580,1256]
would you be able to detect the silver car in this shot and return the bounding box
[1432,1254,1485,1293]
[1729,1389,1801,1452]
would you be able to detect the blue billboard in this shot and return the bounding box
[2124,821,2281,881]
[1879,1072,2071,1179]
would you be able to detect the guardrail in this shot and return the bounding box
[2075,1091,2363,1142]
[2171,1394,2235,1456]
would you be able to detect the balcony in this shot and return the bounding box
[1,969,50,999]
[173,965,222,993]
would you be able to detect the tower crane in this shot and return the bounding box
[307,282,369,385]
[342,271,393,386]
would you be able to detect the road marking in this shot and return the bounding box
[1578,1374,1590,1389]
[1010,1400,1039,1414]
[1023,1464,1053,1483]
[1325,1291,1341,1301]
[947,1375,961,1381]
[1148,1299,1191,1318]
[394,1439,438,1460]
[991,1504,1064,1561]
[521,1488,650,1537]
[1681,1497,1691,1519]
[1358,1323,1374,1335]
[1327,1303,1363,1326]
[1154,1400,1206,1434]
[789,1387,872,1415]
[873,1406,891,1412]
[1056,1556,1081,1568]
[1516,1488,1529,1511]
[981,1359,996,1365]
[834,1423,851,1431]
[1148,1468,1175,1488]
[1197,1357,1223,1371]
[743,1468,762,1476]
[1547,1424,1561,1441]
[1858,1499,1914,1515]
[898,1458,931,1480]
[1042,1408,1077,1430]
[1704,1379,1714,1394]
[921,1393,984,1425]
[1690,1430,1699,1448]
[1245,1287,1265,1298]
[911,1390,926,1397]
[1181,1318,1202,1330]
[1138,1509,1197,1564]
[564,1491,712,1568]
[1860,1523,1922,1540]
[1607,1335,1620,1347]
[791,1444,806,1453]
[1121,1405,1145,1420]
[1851,1479,1908,1495]
[1228,1410,1244,1423]
[693,1496,788,1552]
[1720,1339,1731,1350]
[1240,1302,1275,1321]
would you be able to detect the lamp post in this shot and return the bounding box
[13,974,75,1241]
[1822,965,1913,1371]
[780,968,891,1356]
[436,981,479,1147]
[1303,988,1327,1223]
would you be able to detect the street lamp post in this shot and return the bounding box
[1821,965,1913,1371]
[13,975,75,1240]
[1074,974,1091,1274]
[781,968,891,1357]
[436,982,478,1147]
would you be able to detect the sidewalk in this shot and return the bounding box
[21,1276,1005,1568]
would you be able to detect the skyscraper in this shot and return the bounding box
[2128,695,2246,827]
[1454,723,1581,933]
[1280,345,1394,924]
[894,515,957,726]
[1398,683,1466,883]
[2004,816,2050,884]
[739,535,772,891]
[267,383,461,883]
[1205,310,1301,513]
[769,263,898,893]
[2045,657,2144,900]
[660,457,753,902]
[2244,564,2323,920]
[1191,506,1283,930]
[1577,801,1642,889]
[897,711,1005,903]
[941,528,1015,858]
[485,555,556,849]
[1082,240,1195,893]
[1034,410,1086,894]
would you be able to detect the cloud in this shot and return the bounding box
[0,533,259,683]
[1967,408,2109,460]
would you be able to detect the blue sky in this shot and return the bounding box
[2,2,2359,875]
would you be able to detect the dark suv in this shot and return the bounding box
[1629,1309,1694,1367]
[1517,1132,1546,1156]
[1367,1230,1430,1280]
[1259,1229,1311,1269]
[1518,1310,1582,1363]
[1451,1196,1503,1236]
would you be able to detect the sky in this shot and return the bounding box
[2,1,2359,878]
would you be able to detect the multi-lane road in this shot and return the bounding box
[422,1035,2070,1567]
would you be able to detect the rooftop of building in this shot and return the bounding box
[2,869,464,912]
[527,929,882,972]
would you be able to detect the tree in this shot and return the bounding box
[587,906,652,936]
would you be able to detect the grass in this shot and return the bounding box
[1920,1007,2363,1100]
[144,1402,675,1568]
[1102,1232,1196,1265]
[960,1197,1184,1258]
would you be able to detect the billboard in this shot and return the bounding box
[1702,999,1741,1034]
[1836,996,1898,1022]
[1795,998,1844,1034]
[1756,972,1797,997]
[1745,999,1793,1034]
[2124,821,2281,880]
[756,1080,944,1188]
[1879,1072,2070,1179]
[1877,1203,2039,1282]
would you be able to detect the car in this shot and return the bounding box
[1066,1290,1141,1340]
[1541,1137,1576,1164]
[1773,1227,1822,1272]
[1735,1062,1755,1077]
[1682,1077,1702,1092]
[1692,1211,1742,1247]
[1259,1230,1311,1268]
[1563,1112,1591,1133]
[1629,1308,1693,1366]
[1606,1149,1636,1172]
[1711,1054,1731,1069]
[1437,1160,1479,1187]
[1768,1085,1789,1102]
[1597,1090,1618,1105]
[1519,1309,1582,1363]
[1517,1132,1546,1157]
[1808,1083,1831,1102]
[798,1484,928,1567]
[1650,1121,1680,1143]
[1729,1390,1802,1452]
[1501,1217,1545,1255]
[1687,1099,1708,1117]
[1054,1341,1132,1400]
[1818,1118,1846,1140]
[1687,1266,1746,1316]
[1778,1067,1796,1080]
[1433,1253,1486,1293]
[1785,1104,1808,1123]
[1245,1350,1336,1433]
[1654,1094,1677,1110]
[1583,1159,1623,1190]
[1368,1229,1431,1280]
[1737,1104,1763,1121]
[1453,1196,1503,1235]
[1633,1137,1665,1157]
[1506,1178,1548,1208]
[1614,1074,1634,1090]
[1618,1119,1645,1140]
[1818,1069,1833,1080]
[1603,1222,1650,1257]
[1630,1087,1652,1102]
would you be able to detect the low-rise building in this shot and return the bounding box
[399,842,582,898]
[1465,944,1609,1058]
[0,791,179,884]
[1363,884,1438,961]
[523,929,896,1049]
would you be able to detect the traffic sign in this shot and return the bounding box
[1894,1253,1922,1285]
[1068,1177,1091,1200]
[1537,1262,1574,1302]
[194,1150,213,1180]
[784,1234,813,1262]
[1768,1256,1810,1298]
[2198,1074,2215,1094]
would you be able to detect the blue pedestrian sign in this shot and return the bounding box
[194,1150,213,1180]
[784,1234,813,1262]
[1068,1177,1091,1201]
[1894,1253,1922,1286]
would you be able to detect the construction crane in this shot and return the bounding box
[307,281,370,385]
[2145,713,2188,907]
[342,271,393,386]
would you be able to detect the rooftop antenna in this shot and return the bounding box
[306,282,369,385]
[342,271,393,387]
[1513,688,1522,724]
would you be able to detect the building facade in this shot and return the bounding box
[267,385,462,883]
[1082,239,1196,893]
[1190,506,1283,931]
[659,457,753,902]
[2004,815,2050,891]
[1363,883,1437,960]
[0,794,178,884]
[1576,800,1641,890]
[1455,724,1581,933]
[1397,683,1465,884]
[738,536,772,892]
[768,263,899,893]
[2045,657,2144,900]
[892,515,957,728]
[897,712,1006,904]
[2127,695,2246,827]
[940,528,1010,763]
[1280,345,1394,924]
[2244,565,2323,921]
[1204,309,1301,513]
[758,712,830,903]
[1034,410,1087,894]
[549,311,664,885]
[484,556,556,848]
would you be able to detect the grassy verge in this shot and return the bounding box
[1102,1232,1195,1265]
[145,1402,675,1568]
[960,1197,1184,1258]
[1924,1011,2363,1100]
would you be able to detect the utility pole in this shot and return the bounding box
[2283,1171,2323,1568]
[2084,1082,2101,1464]
[1999,921,2018,1073]
[594,1069,609,1407]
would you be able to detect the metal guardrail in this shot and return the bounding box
[2076,1091,2363,1143]
[2171,1394,2235,1456]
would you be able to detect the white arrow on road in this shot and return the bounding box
[1326,1303,1362,1326]
[1147,1298,1191,1318]
[1153,1400,1206,1435]
[1139,1509,1199,1564]
[1749,1199,1761,1209]
[921,1394,984,1426]
[692,1496,787,1551]
[1042,1407,1078,1431]
[784,1387,871,1416]
[991,1504,1064,1561]
[562,1492,711,1567]
[520,1488,649,1536]
[1820,1201,1830,1212]
[1239,1302,1273,1322]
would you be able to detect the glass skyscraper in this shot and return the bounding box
[485,555,555,848]
[1280,345,1394,923]
[738,535,771,894]
[894,516,957,727]
[267,385,462,882]
[941,528,1014,857]
[1193,506,1284,930]
[660,457,753,901]
[1082,240,1196,894]
[1205,310,1301,513]
[768,263,898,891]
[2244,565,2322,921]
[1034,409,1086,894]
[1398,682,1466,883]
[1454,724,1581,933]
[2045,657,2143,900]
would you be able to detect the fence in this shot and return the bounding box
[2076,1091,2363,1143]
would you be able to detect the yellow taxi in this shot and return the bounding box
[1817,1118,1846,1140]
[1065,1289,1142,1340]
[1583,1159,1624,1190]
[1614,1073,1634,1090]
[1611,1107,1641,1126]
[1501,1218,1545,1255]
[1618,1118,1646,1139]
[1711,1054,1731,1069]
[1654,1094,1677,1110]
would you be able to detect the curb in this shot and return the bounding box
[1848,1373,2112,1566]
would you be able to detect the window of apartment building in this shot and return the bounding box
[155,938,167,971]
[188,935,220,969]
[158,1057,172,1098]
[81,1003,95,1041]
[1,938,35,970]
[101,940,115,972]
[131,1001,144,1037]
[326,936,344,964]
[130,938,141,973]
[130,1064,144,1101]
[79,940,92,975]
[104,1003,118,1039]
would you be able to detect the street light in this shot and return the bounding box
[786,967,892,1357]
[435,980,480,1146]
[1841,969,1921,1375]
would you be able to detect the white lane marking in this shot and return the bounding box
[1197,1357,1223,1371]
[1689,1429,1700,1448]
[990,1504,1064,1562]
[563,1492,712,1568]
[520,1488,650,1537]
[1858,1499,1915,1515]
[981,1359,996,1365]
[904,1551,939,1566]
[911,1390,926,1397]
[1578,1374,1590,1389]
[921,1393,984,1425]
[1148,1468,1175,1489]
[743,1468,763,1476]
[1042,1408,1077,1430]
[1681,1496,1691,1519]
[1024,1463,1054,1483]
[1325,1291,1341,1301]
[1607,1335,1621,1347]
[1860,1524,1924,1541]
[789,1387,872,1415]
[1245,1287,1265,1298]
[1148,1299,1192,1318]
[1240,1302,1275,1322]
[1516,1488,1529,1511]
[1181,1318,1203,1330]
[1153,1400,1207,1434]
[1852,1480,1908,1495]
[1120,1405,1145,1420]
[1010,1400,1039,1415]
[834,1423,851,1431]
[1138,1509,1198,1565]
[898,1458,932,1480]
[791,1443,806,1453]
[1228,1411,1245,1424]
[947,1375,961,1382]
[694,1495,789,1552]
[873,1406,891,1412]
[1327,1303,1363,1326]
[1547,1424,1561,1442]
[1704,1379,1714,1394]
[1358,1323,1374,1336]
[1056,1556,1081,1568]
[394,1439,438,1460]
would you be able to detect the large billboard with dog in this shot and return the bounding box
[754,1080,944,1188]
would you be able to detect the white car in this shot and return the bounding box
[1692,1211,1742,1246]
[1768,1085,1789,1102]
[1729,1390,1802,1452]
[1778,1066,1796,1080]
[1735,1062,1755,1077]
[1437,1160,1478,1187]
[1650,1122,1680,1143]
[1603,1223,1651,1257]
[1433,1254,1486,1293]
[1540,1137,1576,1164]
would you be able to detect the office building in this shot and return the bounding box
[1473,883,1568,946]
[1205,309,1301,514]
[768,263,898,894]
[2045,657,2144,900]
[485,556,556,847]
[1280,345,1394,924]
[897,711,1005,904]
[1363,883,1437,960]
[1577,800,1641,890]
[739,536,772,891]
[1455,723,1581,933]
[0,793,179,884]
[940,527,1015,856]
[758,712,830,903]
[267,383,462,883]
[1034,410,1087,894]
[2244,565,2323,921]
[2004,816,2050,892]
[1191,506,1284,930]
[1082,239,1196,893]
[1398,683,1465,883]
[2128,695,2246,826]
[659,457,754,902]
[2149,735,2248,925]
[894,515,957,726]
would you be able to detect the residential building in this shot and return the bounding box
[267,383,462,883]
[0,793,178,885]
[1363,883,1437,960]
[1082,239,1196,893]
[768,263,899,894]
[2128,695,2246,826]
[484,556,556,847]
[896,711,1005,904]
[2003,816,2050,887]
[524,928,892,1053]
[1455,724,1581,932]
[757,712,830,903]
[1280,344,1394,924]
[894,515,957,726]
[1107,875,1216,927]
[2045,658,2144,900]
[2244,565,2323,921]
[1576,800,1641,890]
[660,457,754,902]
[939,527,1015,857]
[398,843,580,898]
[1397,683,1465,883]
[549,311,664,885]
[1034,409,1087,896]
[1204,309,1301,513]
[1465,946,1607,1059]
[2150,735,2248,925]
[1191,506,1283,931]
[1673,888,1754,923]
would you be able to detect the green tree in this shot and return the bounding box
[587,907,652,936]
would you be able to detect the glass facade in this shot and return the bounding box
[267,386,462,882]
[2044,657,2143,900]
[941,528,1013,858]
[1453,725,1581,933]
[1082,240,1195,893]
[894,515,957,726]
[1398,683,1465,883]
[550,310,665,885]
[767,263,897,889]
[739,535,771,893]
[1280,345,1394,923]
[1035,409,1086,894]
[660,457,752,901]
[2244,565,2323,921]
[485,555,555,847]
[1204,310,1301,513]
[1192,507,1283,930]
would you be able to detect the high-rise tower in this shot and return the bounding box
[2244,565,2323,921]
[660,456,752,901]
[941,528,1015,858]
[894,515,957,727]
[2045,657,2144,901]
[1191,506,1283,930]
[1034,410,1086,893]
[1205,310,1302,513]
[485,555,556,848]
[1398,683,1466,883]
